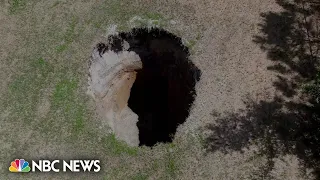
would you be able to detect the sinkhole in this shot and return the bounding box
[93,28,201,147]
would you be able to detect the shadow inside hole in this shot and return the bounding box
[106,28,201,146]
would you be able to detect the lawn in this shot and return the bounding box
[0,1,201,179]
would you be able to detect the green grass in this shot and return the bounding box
[9,0,27,14]
[103,134,139,156]
[166,157,177,179]
[104,164,130,180]
[51,1,61,8]
[73,104,85,133]
[163,142,181,179]
[195,133,206,148]
[52,79,78,104]
[106,0,136,23]
[56,44,68,53]
[131,172,149,180]
[6,56,86,135]
[184,32,202,54]
[8,58,53,121]
[51,77,87,134]
[143,12,164,21]
[56,17,78,53]
[186,40,196,49]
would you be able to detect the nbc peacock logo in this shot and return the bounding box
[9,159,31,172]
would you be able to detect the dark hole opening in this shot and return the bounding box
[100,28,201,146]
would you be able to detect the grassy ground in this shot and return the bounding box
[1,0,316,179]
[0,0,202,179]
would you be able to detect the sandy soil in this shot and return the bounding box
[88,49,142,146]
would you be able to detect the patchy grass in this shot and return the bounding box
[88,1,171,31]
[103,134,139,156]
[8,58,53,121]
[51,77,87,134]
[9,0,27,14]
[51,1,61,8]
[164,143,180,179]
[183,32,202,54]
[0,1,205,179]
[73,104,85,133]
[56,17,78,53]
[131,172,149,180]
[166,156,178,179]
[143,12,164,21]
[52,79,78,105]
[56,44,68,53]
[186,39,197,49]
[88,0,140,31]
[104,164,130,180]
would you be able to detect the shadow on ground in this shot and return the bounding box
[205,0,320,178]
[206,97,320,177]
[254,0,320,97]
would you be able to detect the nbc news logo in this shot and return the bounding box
[9,159,100,173]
